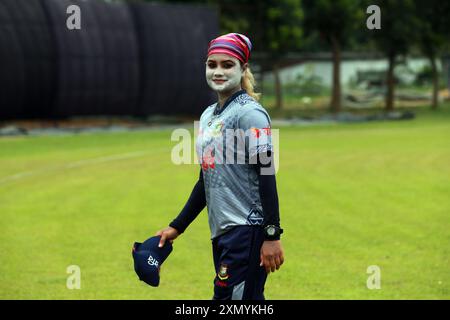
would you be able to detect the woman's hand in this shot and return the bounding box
[260,240,284,273]
[155,226,180,248]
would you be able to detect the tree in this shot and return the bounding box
[414,0,450,110]
[213,0,304,110]
[369,0,419,111]
[257,0,303,110]
[142,0,304,110]
[302,0,363,114]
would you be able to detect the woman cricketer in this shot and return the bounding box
[156,33,284,300]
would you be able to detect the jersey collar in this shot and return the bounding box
[213,89,247,116]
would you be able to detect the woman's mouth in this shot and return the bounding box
[213,79,227,84]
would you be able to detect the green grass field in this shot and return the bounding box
[1,106,449,299]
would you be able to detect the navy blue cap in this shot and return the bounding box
[132,236,173,287]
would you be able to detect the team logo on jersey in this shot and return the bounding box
[247,208,264,225]
[204,121,224,139]
[262,127,272,135]
[250,127,272,138]
[250,127,261,138]
[218,264,229,280]
[201,147,215,170]
[212,121,224,137]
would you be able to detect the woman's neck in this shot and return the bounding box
[217,86,242,108]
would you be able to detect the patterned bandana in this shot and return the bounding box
[207,33,252,64]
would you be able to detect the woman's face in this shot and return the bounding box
[205,54,246,94]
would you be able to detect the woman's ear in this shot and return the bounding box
[242,63,248,73]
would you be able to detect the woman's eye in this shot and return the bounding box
[223,64,234,69]
[207,63,216,68]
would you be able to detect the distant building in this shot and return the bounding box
[258,52,445,89]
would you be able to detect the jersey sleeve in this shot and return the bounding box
[238,108,273,161]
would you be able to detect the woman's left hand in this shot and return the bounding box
[260,240,284,273]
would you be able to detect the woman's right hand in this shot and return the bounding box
[155,226,180,248]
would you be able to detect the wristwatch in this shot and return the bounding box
[263,225,283,240]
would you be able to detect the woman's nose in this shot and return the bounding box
[213,69,224,77]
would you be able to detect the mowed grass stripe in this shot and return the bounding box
[0,106,449,299]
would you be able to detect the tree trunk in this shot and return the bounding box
[385,53,396,112]
[274,63,283,110]
[330,35,341,114]
[429,55,439,110]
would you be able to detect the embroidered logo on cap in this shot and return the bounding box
[147,255,159,267]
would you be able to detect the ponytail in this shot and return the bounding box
[241,65,261,101]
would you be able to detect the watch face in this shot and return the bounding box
[267,227,275,236]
